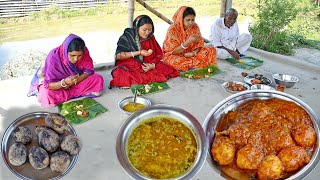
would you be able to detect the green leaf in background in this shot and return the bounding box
[131,82,169,96]
[58,98,107,125]
[226,56,264,70]
[180,65,220,79]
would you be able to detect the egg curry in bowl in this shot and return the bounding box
[211,98,317,180]
[127,115,197,179]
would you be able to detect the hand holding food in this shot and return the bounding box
[140,49,153,56]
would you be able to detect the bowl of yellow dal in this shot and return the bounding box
[116,104,208,180]
[118,96,151,114]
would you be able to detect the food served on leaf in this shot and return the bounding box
[123,102,145,113]
[127,116,197,179]
[29,146,50,170]
[12,126,32,144]
[50,151,71,173]
[226,82,248,92]
[76,109,89,117]
[36,126,60,153]
[61,135,82,156]
[211,98,316,179]
[8,143,27,166]
[181,65,218,79]
[45,113,68,134]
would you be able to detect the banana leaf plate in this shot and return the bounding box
[226,56,263,70]
[180,65,220,79]
[131,82,169,96]
[59,98,107,125]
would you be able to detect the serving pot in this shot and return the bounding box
[203,90,320,180]
[116,104,208,180]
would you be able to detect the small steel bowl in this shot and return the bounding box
[250,84,275,90]
[203,90,320,180]
[273,73,299,88]
[118,96,151,114]
[116,105,208,180]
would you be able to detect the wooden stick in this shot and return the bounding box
[128,0,135,28]
[135,0,210,43]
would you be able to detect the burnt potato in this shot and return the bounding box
[61,135,81,155]
[45,113,68,134]
[8,143,27,166]
[236,145,264,170]
[211,136,236,165]
[278,145,310,172]
[36,126,60,152]
[50,151,71,173]
[258,155,284,180]
[12,126,32,144]
[291,124,316,147]
[29,146,49,170]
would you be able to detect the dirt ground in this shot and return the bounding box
[290,48,320,66]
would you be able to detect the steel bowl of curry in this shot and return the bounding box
[116,104,208,180]
[118,96,151,114]
[203,90,320,180]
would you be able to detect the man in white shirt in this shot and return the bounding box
[209,8,252,60]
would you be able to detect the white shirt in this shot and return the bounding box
[209,18,239,50]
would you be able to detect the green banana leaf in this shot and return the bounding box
[180,65,220,79]
[131,82,169,96]
[58,98,107,125]
[226,56,264,70]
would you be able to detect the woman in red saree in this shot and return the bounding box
[110,15,179,88]
[28,34,104,107]
[163,6,217,72]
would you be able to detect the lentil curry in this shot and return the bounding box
[211,98,317,180]
[127,116,197,179]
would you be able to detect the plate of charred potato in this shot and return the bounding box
[1,112,81,180]
[243,73,272,86]
[221,81,250,94]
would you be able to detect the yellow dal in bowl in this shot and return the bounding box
[127,116,197,179]
[123,102,145,112]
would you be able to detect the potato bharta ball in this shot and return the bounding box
[236,145,264,170]
[291,124,316,147]
[211,136,236,165]
[258,155,284,180]
[278,145,310,172]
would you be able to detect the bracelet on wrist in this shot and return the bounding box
[60,79,68,88]
[130,51,134,58]
[181,43,188,49]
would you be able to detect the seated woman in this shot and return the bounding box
[28,34,104,107]
[163,6,217,72]
[110,15,179,88]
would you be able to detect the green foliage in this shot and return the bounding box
[249,0,304,54]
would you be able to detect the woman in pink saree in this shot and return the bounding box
[28,34,104,107]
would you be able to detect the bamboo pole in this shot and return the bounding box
[135,0,209,43]
[135,0,173,24]
[128,0,134,28]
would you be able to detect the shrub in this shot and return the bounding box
[249,0,299,54]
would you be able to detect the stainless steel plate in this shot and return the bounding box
[221,81,250,94]
[203,90,320,180]
[116,105,208,180]
[244,75,272,85]
[1,112,78,180]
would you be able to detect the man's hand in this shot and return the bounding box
[229,50,240,60]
